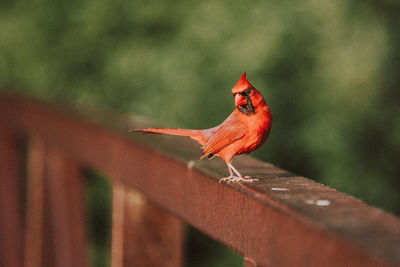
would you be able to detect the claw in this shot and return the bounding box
[220,163,259,183]
[219,176,258,183]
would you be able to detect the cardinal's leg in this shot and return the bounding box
[218,165,235,183]
[229,164,258,182]
[219,163,258,183]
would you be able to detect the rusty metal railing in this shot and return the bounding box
[0,93,399,267]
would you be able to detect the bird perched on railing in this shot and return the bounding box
[130,72,273,183]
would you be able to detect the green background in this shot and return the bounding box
[1,0,400,266]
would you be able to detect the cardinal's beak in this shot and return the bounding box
[235,93,247,106]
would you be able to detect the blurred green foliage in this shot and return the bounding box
[1,0,400,265]
[86,171,112,267]
[185,227,243,267]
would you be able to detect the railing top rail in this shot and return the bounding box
[1,93,399,267]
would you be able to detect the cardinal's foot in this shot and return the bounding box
[219,176,259,184]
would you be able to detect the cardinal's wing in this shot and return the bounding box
[201,113,247,158]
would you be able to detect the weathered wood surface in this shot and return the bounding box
[1,93,400,267]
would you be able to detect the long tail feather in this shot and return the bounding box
[129,128,196,136]
[129,128,206,146]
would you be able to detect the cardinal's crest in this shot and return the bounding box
[232,72,254,94]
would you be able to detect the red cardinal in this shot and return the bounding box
[130,72,273,183]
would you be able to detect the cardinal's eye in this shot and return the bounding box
[241,88,252,96]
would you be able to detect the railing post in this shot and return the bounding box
[24,137,45,267]
[111,184,184,267]
[111,183,126,267]
[0,130,24,267]
[45,147,88,267]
